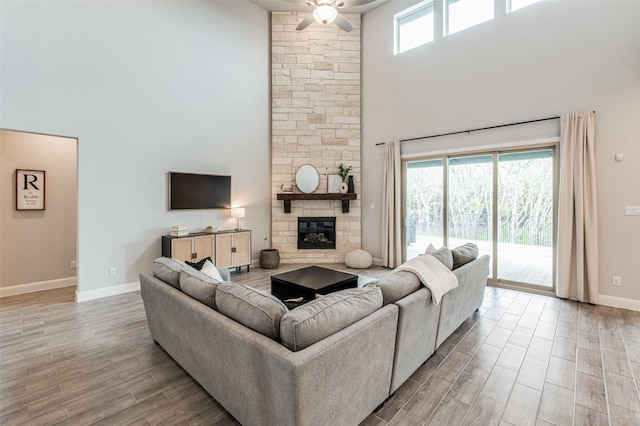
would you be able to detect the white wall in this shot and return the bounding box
[1,1,270,298]
[0,130,77,288]
[362,1,640,303]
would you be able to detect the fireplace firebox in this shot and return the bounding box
[298,217,336,250]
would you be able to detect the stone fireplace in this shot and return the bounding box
[298,217,336,250]
[270,12,361,264]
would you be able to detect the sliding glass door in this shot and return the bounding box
[403,146,556,290]
[448,155,493,271]
[497,150,554,286]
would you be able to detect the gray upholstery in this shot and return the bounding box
[436,254,490,347]
[140,272,398,426]
[280,286,383,351]
[370,270,421,305]
[216,283,288,340]
[390,287,441,393]
[452,243,479,270]
[179,271,220,310]
[151,257,186,288]
[431,247,453,270]
[141,251,489,423]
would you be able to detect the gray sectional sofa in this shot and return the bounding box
[140,249,490,426]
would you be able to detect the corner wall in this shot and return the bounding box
[271,12,362,263]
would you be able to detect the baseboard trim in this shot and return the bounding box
[76,281,140,302]
[598,294,640,312]
[0,277,76,298]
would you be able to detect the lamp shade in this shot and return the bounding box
[313,5,338,25]
[231,207,245,218]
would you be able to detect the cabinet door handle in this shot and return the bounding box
[192,253,197,260]
[231,247,237,253]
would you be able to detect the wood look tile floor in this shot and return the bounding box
[1,264,640,425]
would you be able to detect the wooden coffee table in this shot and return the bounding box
[271,266,358,301]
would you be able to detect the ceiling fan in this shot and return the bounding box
[283,0,377,33]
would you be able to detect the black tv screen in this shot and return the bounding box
[169,172,231,210]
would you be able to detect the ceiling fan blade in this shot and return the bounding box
[334,14,353,32]
[296,15,315,31]
[340,0,377,7]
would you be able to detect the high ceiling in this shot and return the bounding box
[250,0,389,13]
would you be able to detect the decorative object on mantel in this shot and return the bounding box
[260,249,280,269]
[338,163,352,194]
[347,175,355,193]
[231,207,245,231]
[281,183,293,193]
[327,174,342,193]
[295,164,320,194]
[16,169,45,210]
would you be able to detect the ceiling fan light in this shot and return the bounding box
[313,5,338,25]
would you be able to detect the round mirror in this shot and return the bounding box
[295,165,319,194]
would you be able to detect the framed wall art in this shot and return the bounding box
[327,174,342,193]
[16,169,45,210]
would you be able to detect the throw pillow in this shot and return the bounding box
[425,243,437,254]
[215,283,288,341]
[367,270,421,305]
[151,257,186,289]
[185,257,212,271]
[429,247,453,270]
[451,243,479,269]
[280,286,383,351]
[200,259,224,282]
[179,271,220,310]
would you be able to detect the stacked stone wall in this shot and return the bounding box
[271,12,361,263]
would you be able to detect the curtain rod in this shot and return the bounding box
[375,115,563,146]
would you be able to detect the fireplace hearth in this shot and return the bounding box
[298,217,336,250]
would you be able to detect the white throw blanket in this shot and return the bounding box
[391,255,458,305]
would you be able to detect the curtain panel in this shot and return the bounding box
[557,111,599,303]
[382,140,402,268]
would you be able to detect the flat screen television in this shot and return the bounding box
[169,172,231,210]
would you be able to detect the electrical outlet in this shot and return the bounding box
[70,260,77,269]
[109,267,117,277]
[612,276,622,286]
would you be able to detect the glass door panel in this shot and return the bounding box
[447,155,493,270]
[497,150,554,286]
[405,159,444,260]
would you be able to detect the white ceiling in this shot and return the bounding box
[250,0,389,13]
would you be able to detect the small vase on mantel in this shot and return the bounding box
[340,182,348,194]
[347,175,355,193]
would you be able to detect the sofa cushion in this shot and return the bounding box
[151,257,186,289]
[179,270,220,310]
[452,243,479,269]
[280,286,383,351]
[425,245,454,270]
[367,270,421,306]
[215,283,288,340]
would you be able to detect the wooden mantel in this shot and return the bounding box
[276,193,357,213]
